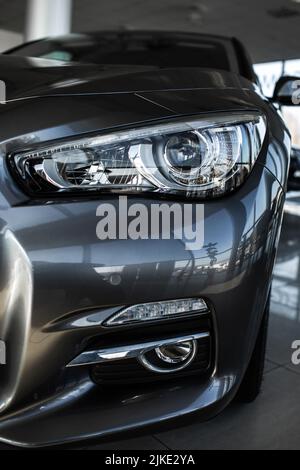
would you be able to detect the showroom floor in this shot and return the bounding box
[81,192,300,451]
[1,193,300,451]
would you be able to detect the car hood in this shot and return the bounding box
[0,55,255,101]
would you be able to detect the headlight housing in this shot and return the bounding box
[10,112,266,198]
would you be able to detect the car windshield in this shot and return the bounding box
[8,33,234,71]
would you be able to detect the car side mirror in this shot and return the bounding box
[273,76,300,106]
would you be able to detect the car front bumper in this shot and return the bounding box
[0,155,285,447]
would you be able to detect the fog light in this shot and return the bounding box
[156,341,194,364]
[104,298,208,327]
[139,339,197,373]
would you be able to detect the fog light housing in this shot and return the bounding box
[139,339,197,373]
[104,298,208,327]
[155,341,194,364]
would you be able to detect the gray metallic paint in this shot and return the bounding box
[0,55,290,446]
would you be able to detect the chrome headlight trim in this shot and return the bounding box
[10,112,266,199]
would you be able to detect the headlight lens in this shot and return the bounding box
[11,112,266,198]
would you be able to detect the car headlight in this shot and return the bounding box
[10,112,266,198]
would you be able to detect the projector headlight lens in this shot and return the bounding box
[164,131,204,172]
[10,112,266,198]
